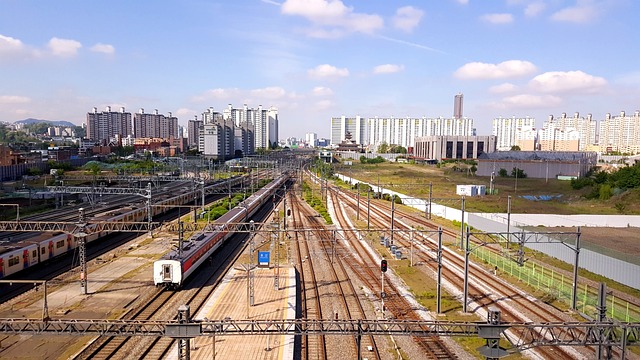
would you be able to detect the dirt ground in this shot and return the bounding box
[542,226,640,257]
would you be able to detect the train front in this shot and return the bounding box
[153,259,183,288]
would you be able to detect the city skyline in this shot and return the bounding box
[1,0,638,139]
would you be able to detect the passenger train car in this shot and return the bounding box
[153,174,288,288]
[0,176,246,280]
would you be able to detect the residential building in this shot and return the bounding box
[337,115,475,150]
[222,104,277,150]
[133,108,178,139]
[544,112,597,151]
[492,116,536,151]
[599,111,640,154]
[86,106,132,144]
[305,132,318,147]
[199,107,234,159]
[330,116,368,146]
[188,116,203,148]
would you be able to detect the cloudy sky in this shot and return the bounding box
[1,0,638,138]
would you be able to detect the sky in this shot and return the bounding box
[0,0,639,139]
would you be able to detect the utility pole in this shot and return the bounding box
[460,196,465,249]
[390,195,396,245]
[507,195,512,247]
[356,183,360,220]
[77,208,88,295]
[367,189,371,230]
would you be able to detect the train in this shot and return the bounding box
[0,176,246,280]
[153,174,288,288]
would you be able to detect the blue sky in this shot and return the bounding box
[1,0,638,139]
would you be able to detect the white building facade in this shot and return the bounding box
[332,115,475,149]
[492,116,536,151]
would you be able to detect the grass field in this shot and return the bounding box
[338,161,640,215]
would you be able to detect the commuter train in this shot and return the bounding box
[153,174,288,288]
[0,176,246,280]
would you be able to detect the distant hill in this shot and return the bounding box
[14,118,77,127]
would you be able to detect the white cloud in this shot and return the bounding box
[524,2,546,17]
[491,94,562,109]
[455,0,469,4]
[281,0,383,37]
[48,37,82,57]
[174,108,199,119]
[250,86,288,100]
[454,60,537,80]
[313,99,334,110]
[0,34,25,54]
[0,34,39,61]
[307,64,349,79]
[191,88,242,102]
[0,95,31,104]
[392,6,424,32]
[373,64,404,74]
[529,70,607,93]
[489,83,517,94]
[312,86,333,96]
[550,2,598,23]
[90,43,115,55]
[481,13,514,24]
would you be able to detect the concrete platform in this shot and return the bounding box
[168,267,297,360]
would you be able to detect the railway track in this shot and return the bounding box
[289,191,327,360]
[328,188,458,359]
[331,182,597,359]
[292,191,382,360]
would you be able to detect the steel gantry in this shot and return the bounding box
[0,317,637,354]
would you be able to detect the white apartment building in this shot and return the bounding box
[200,107,233,159]
[223,104,277,150]
[492,116,536,151]
[332,115,474,149]
[305,132,318,147]
[86,106,132,144]
[330,116,368,146]
[599,111,640,154]
[542,112,597,151]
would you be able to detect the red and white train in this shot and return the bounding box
[0,176,246,280]
[153,174,288,288]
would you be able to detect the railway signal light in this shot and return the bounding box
[381,259,387,273]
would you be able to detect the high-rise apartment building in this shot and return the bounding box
[187,116,203,148]
[454,93,463,119]
[492,116,536,151]
[543,112,597,151]
[365,116,475,149]
[599,111,640,154]
[200,107,233,159]
[305,133,318,147]
[330,116,368,146]
[86,106,132,144]
[222,104,277,150]
[331,115,475,149]
[133,108,178,139]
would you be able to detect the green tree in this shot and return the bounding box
[498,168,508,177]
[510,145,521,151]
[511,167,527,178]
[377,142,389,153]
[83,162,102,176]
[599,184,612,200]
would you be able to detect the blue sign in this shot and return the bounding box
[258,251,270,266]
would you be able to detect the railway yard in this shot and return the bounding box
[0,156,639,359]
